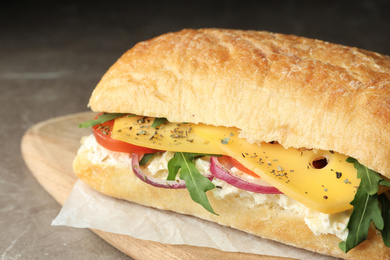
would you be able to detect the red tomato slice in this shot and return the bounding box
[92,116,159,154]
[220,155,260,178]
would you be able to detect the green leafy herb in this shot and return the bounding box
[151,117,168,128]
[380,179,390,187]
[379,193,390,246]
[339,158,390,253]
[347,157,383,195]
[339,186,384,253]
[167,152,217,215]
[78,113,128,128]
[139,153,155,166]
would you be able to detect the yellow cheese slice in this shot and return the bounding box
[192,125,360,214]
[111,116,224,154]
[111,116,360,214]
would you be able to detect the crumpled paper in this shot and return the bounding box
[52,180,336,260]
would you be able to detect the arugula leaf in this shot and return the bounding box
[339,186,384,253]
[340,158,390,253]
[151,117,168,128]
[167,153,181,180]
[78,113,128,128]
[379,193,390,246]
[139,153,155,166]
[167,152,217,215]
[380,179,390,187]
[346,157,382,195]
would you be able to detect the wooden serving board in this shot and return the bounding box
[21,112,292,260]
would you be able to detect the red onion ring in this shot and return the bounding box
[131,153,186,189]
[210,156,283,194]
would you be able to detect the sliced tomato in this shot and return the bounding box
[92,116,159,154]
[219,155,260,178]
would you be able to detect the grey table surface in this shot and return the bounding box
[1,0,389,259]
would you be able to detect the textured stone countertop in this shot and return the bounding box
[1,1,389,259]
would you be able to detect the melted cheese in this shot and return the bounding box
[111,116,360,214]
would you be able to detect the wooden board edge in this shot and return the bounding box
[20,112,296,260]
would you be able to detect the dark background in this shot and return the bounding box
[1,0,389,259]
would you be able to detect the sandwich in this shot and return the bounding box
[74,28,390,259]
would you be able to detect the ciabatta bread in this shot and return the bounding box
[76,29,390,259]
[88,28,390,177]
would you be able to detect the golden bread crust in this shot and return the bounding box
[73,144,390,260]
[88,29,390,177]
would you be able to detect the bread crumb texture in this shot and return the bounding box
[89,29,390,177]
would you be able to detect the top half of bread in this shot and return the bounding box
[88,28,390,178]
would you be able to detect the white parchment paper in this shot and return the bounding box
[52,180,336,260]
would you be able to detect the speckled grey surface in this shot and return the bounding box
[1,1,389,259]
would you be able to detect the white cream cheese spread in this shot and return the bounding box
[80,134,133,166]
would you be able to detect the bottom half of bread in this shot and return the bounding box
[73,146,389,260]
